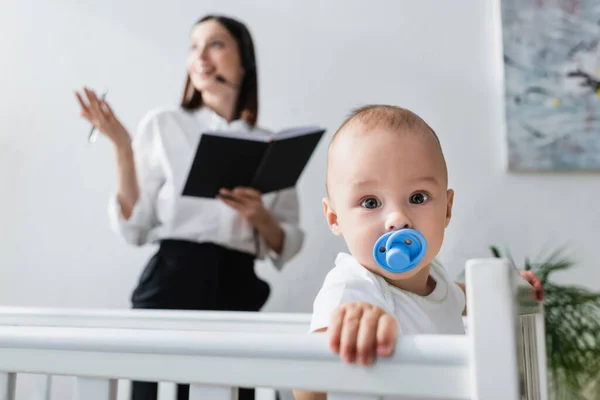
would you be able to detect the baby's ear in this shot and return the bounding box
[322,197,342,236]
[445,189,454,227]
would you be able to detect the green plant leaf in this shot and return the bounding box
[533,246,573,285]
[544,283,600,394]
[490,246,502,258]
[524,256,532,271]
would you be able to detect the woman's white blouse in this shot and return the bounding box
[108,106,305,270]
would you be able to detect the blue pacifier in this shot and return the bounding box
[373,229,427,273]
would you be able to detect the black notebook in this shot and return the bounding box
[182,125,326,198]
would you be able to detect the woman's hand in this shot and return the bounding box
[75,87,131,149]
[76,87,139,219]
[217,187,269,226]
[218,187,284,254]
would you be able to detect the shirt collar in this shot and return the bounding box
[192,106,250,132]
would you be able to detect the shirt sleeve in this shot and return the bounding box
[433,261,467,316]
[453,282,467,315]
[107,111,165,246]
[309,262,392,333]
[256,187,305,270]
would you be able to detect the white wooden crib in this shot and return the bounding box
[0,258,546,400]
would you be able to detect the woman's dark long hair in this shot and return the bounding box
[181,15,258,126]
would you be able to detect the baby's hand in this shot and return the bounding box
[520,271,545,301]
[328,302,397,366]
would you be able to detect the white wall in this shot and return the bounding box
[1,0,599,316]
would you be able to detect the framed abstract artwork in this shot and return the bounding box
[500,0,600,171]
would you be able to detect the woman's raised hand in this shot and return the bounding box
[75,87,131,148]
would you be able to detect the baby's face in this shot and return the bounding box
[323,125,454,280]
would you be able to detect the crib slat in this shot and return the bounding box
[328,394,382,400]
[0,373,16,400]
[40,375,52,400]
[189,384,237,400]
[534,313,548,400]
[75,377,117,400]
[255,388,278,400]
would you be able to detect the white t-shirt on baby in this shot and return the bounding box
[310,252,466,335]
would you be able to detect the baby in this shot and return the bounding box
[294,105,543,400]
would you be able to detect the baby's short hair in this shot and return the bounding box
[326,105,446,195]
[330,104,440,148]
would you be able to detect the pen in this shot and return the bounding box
[88,89,108,143]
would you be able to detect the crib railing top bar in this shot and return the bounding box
[0,307,311,323]
[0,307,311,332]
[0,326,469,366]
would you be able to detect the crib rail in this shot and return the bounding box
[0,327,471,399]
[0,308,309,399]
[0,258,546,400]
[0,307,310,333]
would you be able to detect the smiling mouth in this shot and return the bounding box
[194,65,216,76]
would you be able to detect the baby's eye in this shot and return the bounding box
[361,197,382,209]
[210,40,225,48]
[410,192,429,204]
